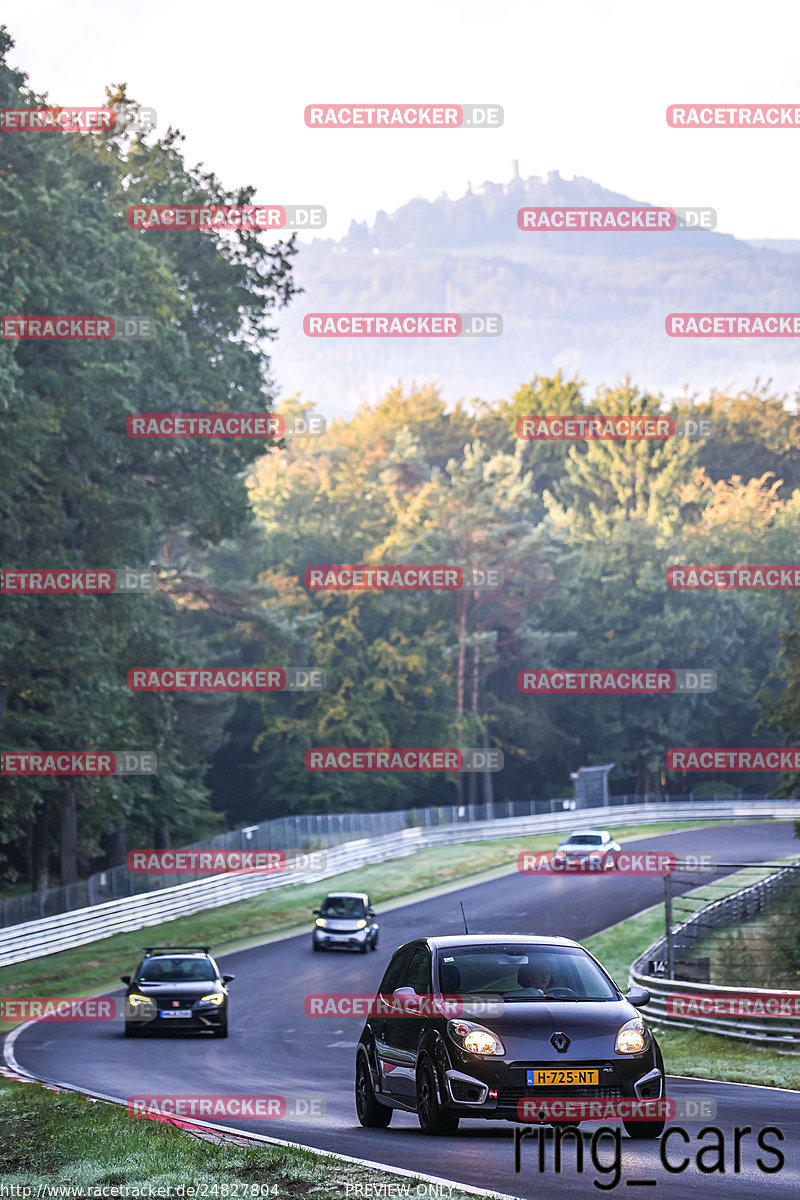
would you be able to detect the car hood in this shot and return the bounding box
[131,980,223,996]
[557,843,607,853]
[469,998,644,1059]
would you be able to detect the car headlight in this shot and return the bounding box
[127,993,153,1008]
[315,918,328,928]
[355,920,367,929]
[447,1018,505,1056]
[615,1016,648,1054]
[200,992,226,1006]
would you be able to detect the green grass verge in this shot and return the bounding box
[669,857,800,988]
[1,820,724,1016]
[0,1073,486,1199]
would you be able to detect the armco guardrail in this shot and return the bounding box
[1,799,797,968]
[627,973,800,1052]
[630,860,800,1051]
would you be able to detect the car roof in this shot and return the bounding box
[562,829,611,837]
[323,891,368,900]
[142,947,213,958]
[411,934,583,952]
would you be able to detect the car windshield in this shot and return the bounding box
[137,957,217,983]
[437,945,618,1001]
[564,834,603,846]
[320,896,366,919]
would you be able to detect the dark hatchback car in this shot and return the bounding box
[122,947,234,1038]
[355,935,665,1138]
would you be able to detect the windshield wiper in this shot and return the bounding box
[500,993,549,1001]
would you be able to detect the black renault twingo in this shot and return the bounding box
[355,935,665,1138]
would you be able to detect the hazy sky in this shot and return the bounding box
[4,0,800,243]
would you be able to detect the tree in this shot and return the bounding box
[0,34,300,885]
[670,384,800,498]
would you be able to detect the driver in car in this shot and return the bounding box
[516,960,555,995]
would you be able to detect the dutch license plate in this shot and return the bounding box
[160,1009,192,1018]
[528,1068,599,1087]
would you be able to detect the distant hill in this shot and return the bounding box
[270,170,800,415]
[745,239,800,256]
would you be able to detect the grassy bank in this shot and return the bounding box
[1,820,724,1012]
[0,1073,487,1199]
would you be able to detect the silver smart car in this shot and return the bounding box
[312,891,379,953]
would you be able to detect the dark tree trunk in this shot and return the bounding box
[482,762,495,813]
[467,769,478,806]
[60,785,78,885]
[154,819,171,850]
[106,820,128,867]
[31,799,49,891]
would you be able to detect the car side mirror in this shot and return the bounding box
[626,986,651,1007]
[222,974,235,983]
[392,986,416,996]
[312,908,320,915]
[120,976,131,984]
[368,908,375,916]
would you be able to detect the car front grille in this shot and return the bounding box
[498,1085,623,1106]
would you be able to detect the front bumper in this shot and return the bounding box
[313,926,370,949]
[440,1055,662,1119]
[553,854,608,870]
[125,1002,227,1030]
